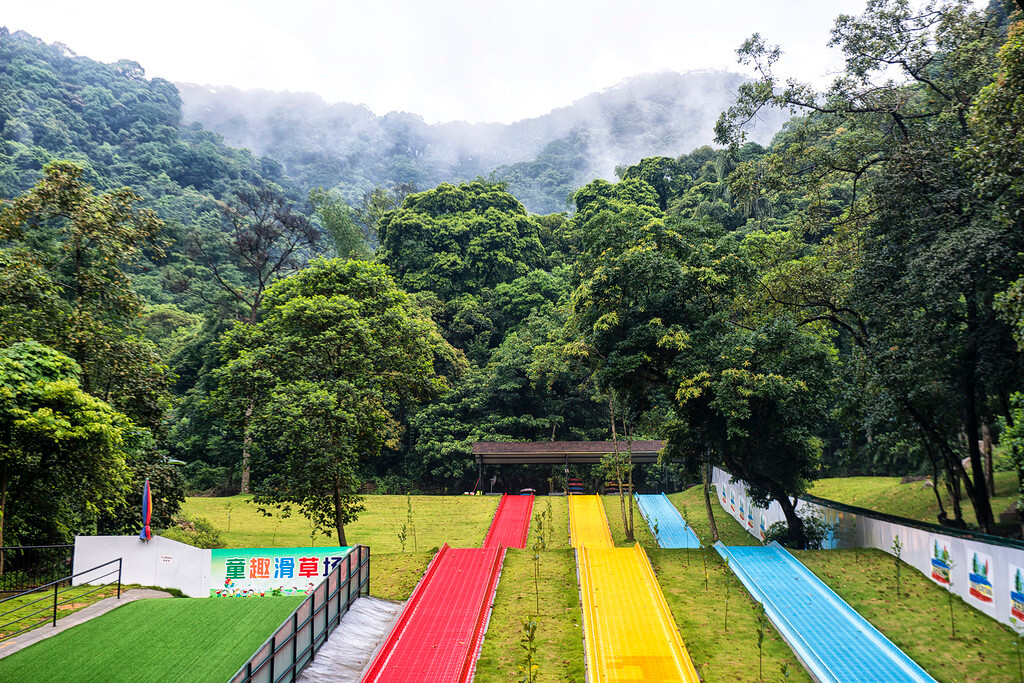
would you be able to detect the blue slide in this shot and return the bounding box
[715,542,936,683]
[635,493,701,548]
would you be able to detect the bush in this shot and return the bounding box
[763,510,833,550]
[159,514,225,549]
[181,461,230,494]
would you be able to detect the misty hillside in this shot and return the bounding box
[178,71,789,213]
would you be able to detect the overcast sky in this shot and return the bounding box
[6,0,874,124]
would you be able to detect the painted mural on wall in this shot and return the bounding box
[931,538,952,585]
[968,550,994,604]
[1011,565,1024,621]
[210,546,353,597]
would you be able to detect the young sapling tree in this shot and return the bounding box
[891,534,903,599]
[756,601,767,681]
[518,618,539,683]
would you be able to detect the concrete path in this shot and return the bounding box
[0,588,173,660]
[298,596,403,683]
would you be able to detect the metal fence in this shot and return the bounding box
[0,545,75,593]
[230,544,370,683]
[0,557,121,642]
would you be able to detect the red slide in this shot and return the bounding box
[483,494,534,549]
[362,544,504,683]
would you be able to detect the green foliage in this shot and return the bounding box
[378,181,545,301]
[215,259,459,543]
[517,618,540,683]
[763,511,832,551]
[0,161,170,427]
[159,513,225,548]
[0,340,131,548]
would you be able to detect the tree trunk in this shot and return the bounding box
[334,478,347,546]
[773,488,805,548]
[702,455,720,544]
[964,293,995,533]
[922,439,948,524]
[0,463,6,575]
[240,399,254,495]
[608,397,632,542]
[983,416,994,497]
[626,427,634,543]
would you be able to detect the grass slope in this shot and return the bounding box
[798,548,1022,682]
[809,472,1018,528]
[0,596,303,682]
[650,549,812,682]
[182,494,500,551]
[475,549,584,683]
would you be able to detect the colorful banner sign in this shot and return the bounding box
[931,537,952,585]
[211,546,353,597]
[1011,565,1024,622]
[969,550,994,604]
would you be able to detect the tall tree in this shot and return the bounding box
[0,341,131,566]
[186,182,321,492]
[0,161,169,428]
[215,259,460,544]
[715,0,1016,532]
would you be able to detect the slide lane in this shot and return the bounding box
[569,494,614,549]
[715,542,936,683]
[362,544,504,683]
[635,493,701,549]
[483,494,534,549]
[570,495,699,682]
[579,544,701,683]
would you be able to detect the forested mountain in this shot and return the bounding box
[3,0,1024,551]
[178,71,789,213]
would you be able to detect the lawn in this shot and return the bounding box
[182,494,500,551]
[475,549,584,683]
[667,485,762,547]
[808,472,1018,528]
[650,548,812,682]
[0,596,304,682]
[798,548,1022,682]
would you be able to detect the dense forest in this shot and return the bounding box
[178,71,789,215]
[2,0,1023,548]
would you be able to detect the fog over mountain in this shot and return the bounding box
[179,70,790,213]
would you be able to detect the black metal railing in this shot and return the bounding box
[0,557,122,642]
[0,545,75,593]
[230,545,370,683]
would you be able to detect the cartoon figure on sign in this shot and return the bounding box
[968,552,993,603]
[1012,568,1024,621]
[931,540,951,585]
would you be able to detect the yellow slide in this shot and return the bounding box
[569,494,614,549]
[570,495,700,683]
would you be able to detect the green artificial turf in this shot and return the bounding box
[808,473,1018,529]
[0,596,304,682]
[182,494,500,551]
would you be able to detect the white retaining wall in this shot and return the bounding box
[713,467,1024,627]
[73,535,212,598]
